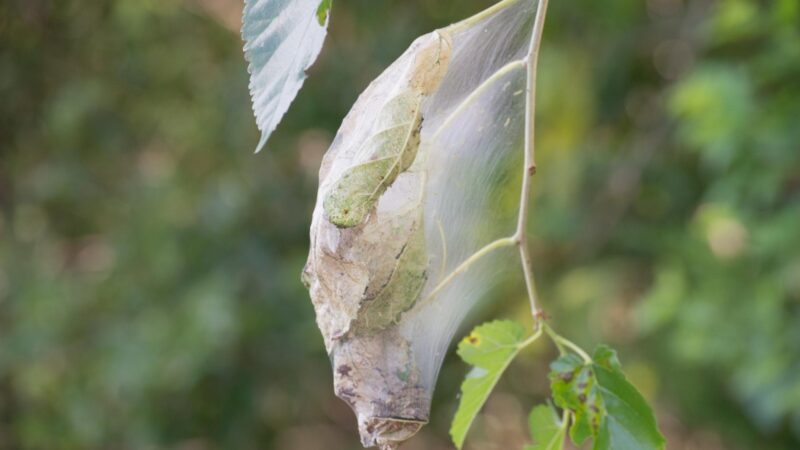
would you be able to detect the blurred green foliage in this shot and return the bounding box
[0,0,798,449]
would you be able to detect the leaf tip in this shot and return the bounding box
[254,132,268,153]
[449,425,466,450]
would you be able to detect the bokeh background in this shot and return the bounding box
[2,0,799,449]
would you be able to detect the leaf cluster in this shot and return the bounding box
[451,321,665,450]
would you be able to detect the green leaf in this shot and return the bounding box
[549,345,666,450]
[526,404,567,450]
[321,29,451,228]
[316,0,333,26]
[242,0,329,152]
[550,353,603,445]
[323,91,423,228]
[450,320,530,449]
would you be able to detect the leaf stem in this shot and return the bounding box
[515,0,549,321]
[543,323,592,363]
[545,325,568,356]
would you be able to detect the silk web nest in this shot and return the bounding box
[302,1,538,448]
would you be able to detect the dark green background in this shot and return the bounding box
[1,0,799,449]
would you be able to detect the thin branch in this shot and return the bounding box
[415,236,517,310]
[515,0,549,321]
[447,0,524,33]
[431,59,526,141]
[418,0,549,322]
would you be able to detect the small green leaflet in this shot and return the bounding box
[549,345,666,450]
[526,404,567,450]
[450,320,530,449]
[316,0,333,26]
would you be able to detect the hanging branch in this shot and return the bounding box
[450,3,666,449]
[413,0,550,315]
[516,0,549,320]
